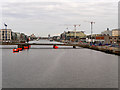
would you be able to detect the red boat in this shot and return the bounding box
[13,48,19,52]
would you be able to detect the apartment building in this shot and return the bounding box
[0,29,12,41]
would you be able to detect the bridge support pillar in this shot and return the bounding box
[25,44,30,49]
[53,45,56,48]
[18,45,24,48]
[73,46,76,48]
[18,44,30,49]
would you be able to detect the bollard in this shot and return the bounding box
[24,44,30,49]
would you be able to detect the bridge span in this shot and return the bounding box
[3,43,85,48]
[21,43,81,46]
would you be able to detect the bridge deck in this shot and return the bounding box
[2,43,82,46]
[27,43,80,46]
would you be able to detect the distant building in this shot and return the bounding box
[0,29,12,41]
[30,34,36,38]
[95,35,111,44]
[16,32,21,40]
[11,32,17,40]
[30,34,36,40]
[86,34,111,44]
[109,36,120,45]
[53,36,60,40]
[90,35,120,45]
[86,34,102,43]
[112,29,120,36]
[66,31,86,38]
[20,33,27,41]
[60,31,67,40]
[101,28,112,36]
[12,32,28,42]
[60,31,86,40]
[0,28,28,43]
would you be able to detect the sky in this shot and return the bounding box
[0,0,119,37]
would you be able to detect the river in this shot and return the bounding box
[2,40,119,88]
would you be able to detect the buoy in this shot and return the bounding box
[54,46,58,49]
[24,46,29,49]
[53,45,58,49]
[13,48,19,52]
[18,48,23,51]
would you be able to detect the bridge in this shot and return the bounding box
[2,42,120,55]
[3,43,85,48]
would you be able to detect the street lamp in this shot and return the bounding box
[90,22,95,45]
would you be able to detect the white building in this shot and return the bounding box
[112,29,120,36]
[101,28,112,36]
[0,29,12,41]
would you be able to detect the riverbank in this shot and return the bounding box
[78,44,120,56]
[57,40,120,56]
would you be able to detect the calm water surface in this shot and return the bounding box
[2,40,118,88]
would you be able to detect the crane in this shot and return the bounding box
[63,24,81,38]
[84,21,95,43]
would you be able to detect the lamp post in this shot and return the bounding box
[90,22,95,45]
[4,23,7,41]
[84,21,95,45]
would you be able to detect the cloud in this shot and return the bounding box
[1,1,118,36]
[2,2,117,18]
[1,0,119,3]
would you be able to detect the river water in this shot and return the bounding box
[2,40,119,88]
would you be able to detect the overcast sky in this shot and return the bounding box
[0,0,119,36]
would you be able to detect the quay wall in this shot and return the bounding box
[79,44,120,56]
